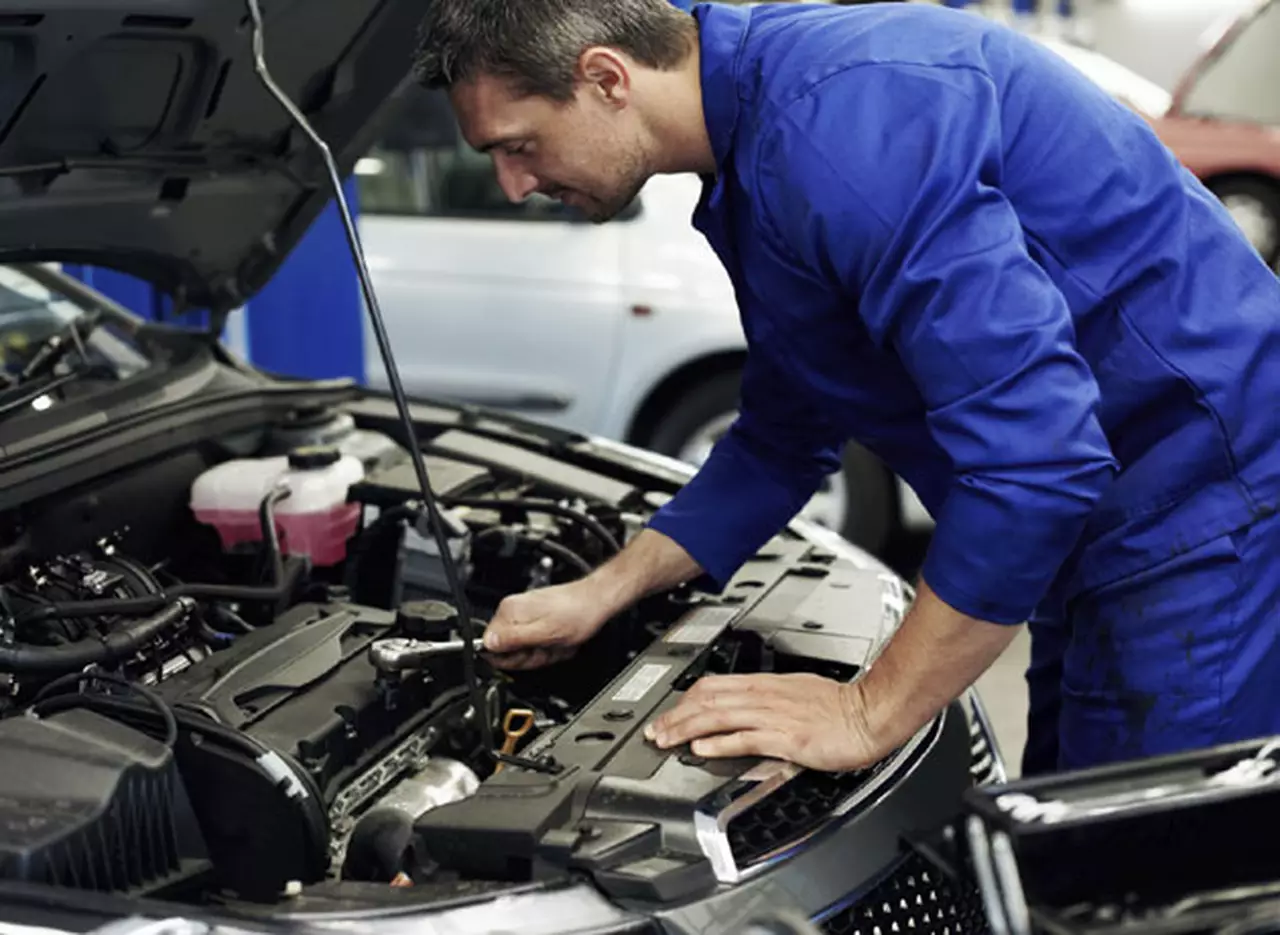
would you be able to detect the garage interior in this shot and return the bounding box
[0,0,1277,933]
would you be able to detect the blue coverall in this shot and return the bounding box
[646,2,1280,775]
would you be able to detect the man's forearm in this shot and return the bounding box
[586,528,704,616]
[853,575,1021,755]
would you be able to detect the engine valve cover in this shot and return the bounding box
[159,601,470,801]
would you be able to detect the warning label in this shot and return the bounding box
[611,662,671,704]
[663,605,738,645]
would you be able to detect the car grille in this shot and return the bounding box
[727,759,892,867]
[968,714,1001,786]
[727,700,1002,871]
[821,850,990,935]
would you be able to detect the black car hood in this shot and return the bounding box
[0,1,426,311]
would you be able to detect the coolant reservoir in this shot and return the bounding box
[190,446,365,566]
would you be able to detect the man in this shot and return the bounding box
[412,0,1280,776]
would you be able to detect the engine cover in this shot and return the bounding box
[415,544,973,904]
[159,601,470,802]
[154,601,480,899]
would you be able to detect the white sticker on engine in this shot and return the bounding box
[664,605,738,645]
[611,662,671,703]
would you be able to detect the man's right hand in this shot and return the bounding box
[480,528,705,671]
[481,579,613,670]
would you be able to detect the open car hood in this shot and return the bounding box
[0,1,427,311]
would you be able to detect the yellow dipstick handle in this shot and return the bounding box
[494,708,536,772]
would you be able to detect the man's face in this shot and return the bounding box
[449,71,649,224]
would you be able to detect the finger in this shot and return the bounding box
[649,706,782,749]
[483,649,538,671]
[484,615,560,654]
[690,730,794,760]
[544,646,578,665]
[654,676,782,735]
[488,646,559,669]
[683,673,779,703]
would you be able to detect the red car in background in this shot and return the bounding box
[1040,0,1280,269]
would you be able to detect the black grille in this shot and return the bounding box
[41,769,187,892]
[727,760,891,867]
[821,851,990,935]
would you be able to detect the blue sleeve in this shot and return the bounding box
[647,353,844,589]
[759,63,1118,625]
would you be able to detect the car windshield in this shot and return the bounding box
[0,265,151,387]
[1036,37,1173,119]
[1179,0,1279,126]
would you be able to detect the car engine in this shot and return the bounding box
[0,406,976,915]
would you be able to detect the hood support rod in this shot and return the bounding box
[244,0,495,758]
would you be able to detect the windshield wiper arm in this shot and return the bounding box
[0,361,114,422]
[16,308,104,386]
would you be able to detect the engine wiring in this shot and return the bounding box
[244,0,495,757]
[28,669,180,749]
[441,496,622,555]
[10,486,297,627]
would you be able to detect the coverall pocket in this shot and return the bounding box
[1055,528,1248,772]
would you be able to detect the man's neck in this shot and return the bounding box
[640,45,717,176]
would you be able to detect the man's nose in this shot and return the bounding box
[493,156,538,203]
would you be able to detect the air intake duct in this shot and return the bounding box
[0,708,209,895]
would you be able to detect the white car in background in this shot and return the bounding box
[355,88,931,555]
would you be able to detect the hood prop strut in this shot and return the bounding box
[244,0,496,759]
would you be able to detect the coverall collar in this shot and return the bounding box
[692,2,748,173]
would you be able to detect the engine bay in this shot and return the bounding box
[0,404,965,916]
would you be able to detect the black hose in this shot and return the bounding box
[30,670,179,748]
[196,618,236,646]
[257,481,287,586]
[0,598,194,675]
[14,486,294,626]
[207,604,254,635]
[443,496,621,554]
[343,502,423,597]
[473,526,594,577]
[532,538,593,577]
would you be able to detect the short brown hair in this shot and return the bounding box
[413,0,698,101]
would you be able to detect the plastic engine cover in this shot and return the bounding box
[0,708,209,895]
[158,601,469,802]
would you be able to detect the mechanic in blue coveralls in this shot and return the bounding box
[412,0,1280,776]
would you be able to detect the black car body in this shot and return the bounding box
[0,4,1002,934]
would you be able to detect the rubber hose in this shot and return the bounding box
[15,486,294,625]
[0,598,194,674]
[443,496,621,554]
[533,538,593,577]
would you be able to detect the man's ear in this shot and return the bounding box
[577,47,632,106]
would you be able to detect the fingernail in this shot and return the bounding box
[484,632,500,651]
[643,723,655,741]
[691,739,706,755]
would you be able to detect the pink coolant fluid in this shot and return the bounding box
[189,446,365,567]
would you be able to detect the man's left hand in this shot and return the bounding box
[643,673,885,772]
